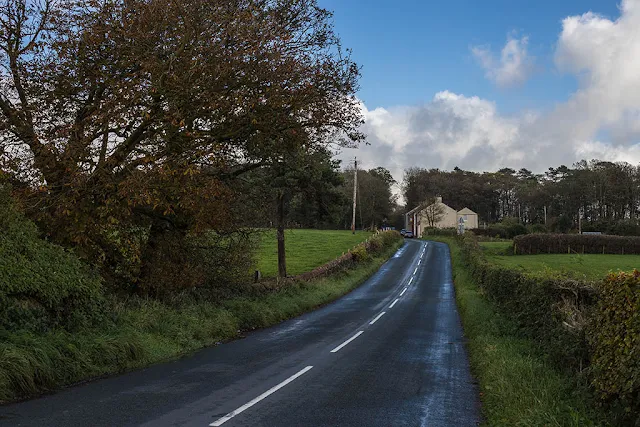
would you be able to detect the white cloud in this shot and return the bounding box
[472,35,534,87]
[553,0,640,144]
[338,0,640,204]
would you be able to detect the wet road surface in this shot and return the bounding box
[0,240,481,426]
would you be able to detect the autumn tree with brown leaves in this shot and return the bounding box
[0,0,363,293]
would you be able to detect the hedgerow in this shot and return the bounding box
[589,271,640,419]
[514,233,640,255]
[456,234,596,369]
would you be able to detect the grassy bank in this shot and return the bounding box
[431,237,602,426]
[256,229,373,277]
[0,233,403,403]
[478,241,640,280]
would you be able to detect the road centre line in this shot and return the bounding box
[330,331,364,353]
[418,259,421,265]
[210,366,314,426]
[369,312,386,325]
[414,267,418,275]
[400,287,407,296]
[408,277,413,285]
[389,298,400,308]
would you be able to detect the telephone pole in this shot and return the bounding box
[351,157,357,234]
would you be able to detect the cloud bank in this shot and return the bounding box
[338,0,640,196]
[471,35,534,87]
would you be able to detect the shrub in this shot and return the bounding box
[528,223,547,234]
[0,185,105,332]
[471,218,528,239]
[589,271,640,419]
[422,227,457,237]
[514,233,640,255]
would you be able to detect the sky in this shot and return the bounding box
[321,0,640,196]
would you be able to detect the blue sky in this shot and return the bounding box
[320,0,620,113]
[325,0,640,190]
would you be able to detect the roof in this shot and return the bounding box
[405,204,424,216]
[457,207,477,215]
[406,199,456,216]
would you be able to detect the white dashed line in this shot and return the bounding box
[330,331,364,353]
[389,298,400,308]
[210,366,314,426]
[414,268,418,275]
[400,287,407,296]
[418,259,421,265]
[369,312,386,325]
[408,277,413,285]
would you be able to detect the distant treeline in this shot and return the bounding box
[403,160,640,234]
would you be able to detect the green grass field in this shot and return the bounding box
[256,229,374,277]
[479,241,640,280]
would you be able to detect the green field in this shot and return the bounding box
[479,241,640,280]
[256,229,374,277]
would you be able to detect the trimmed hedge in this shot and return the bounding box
[589,271,640,418]
[457,234,596,370]
[514,233,640,255]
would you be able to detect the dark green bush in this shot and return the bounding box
[589,271,640,419]
[0,186,105,332]
[528,223,548,234]
[514,233,640,255]
[422,227,457,237]
[472,219,528,239]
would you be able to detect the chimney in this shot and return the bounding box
[436,196,442,204]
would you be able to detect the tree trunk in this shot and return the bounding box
[277,191,287,278]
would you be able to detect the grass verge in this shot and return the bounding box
[0,236,403,403]
[431,237,604,426]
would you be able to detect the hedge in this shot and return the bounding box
[513,233,640,255]
[457,234,596,370]
[453,233,640,424]
[589,271,640,419]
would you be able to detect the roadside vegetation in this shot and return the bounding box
[436,236,602,426]
[256,230,373,277]
[0,194,403,402]
[433,232,640,425]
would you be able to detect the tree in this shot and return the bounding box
[0,0,363,288]
[422,197,445,228]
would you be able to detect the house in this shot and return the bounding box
[404,197,478,237]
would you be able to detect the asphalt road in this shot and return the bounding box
[0,240,481,427]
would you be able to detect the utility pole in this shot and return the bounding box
[544,205,547,225]
[578,207,582,234]
[351,157,357,234]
